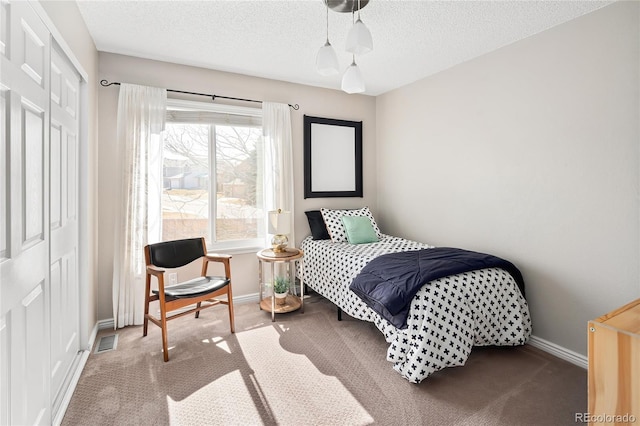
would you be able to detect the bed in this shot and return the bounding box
[300,208,532,384]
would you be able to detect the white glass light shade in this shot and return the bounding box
[341,62,365,94]
[268,210,291,235]
[316,41,339,76]
[345,18,373,55]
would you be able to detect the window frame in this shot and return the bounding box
[164,98,265,253]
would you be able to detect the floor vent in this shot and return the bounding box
[94,334,118,354]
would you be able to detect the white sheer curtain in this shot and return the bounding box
[112,84,167,329]
[262,102,295,246]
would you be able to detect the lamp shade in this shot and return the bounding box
[316,41,339,76]
[345,17,373,55]
[341,61,365,94]
[268,210,291,235]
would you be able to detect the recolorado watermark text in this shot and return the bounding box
[575,413,637,423]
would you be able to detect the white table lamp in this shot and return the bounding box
[268,209,291,252]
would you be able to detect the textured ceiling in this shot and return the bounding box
[77,0,615,96]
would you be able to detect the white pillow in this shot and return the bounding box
[320,207,382,243]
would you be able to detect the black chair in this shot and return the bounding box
[143,237,234,361]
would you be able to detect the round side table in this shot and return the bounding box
[257,248,304,322]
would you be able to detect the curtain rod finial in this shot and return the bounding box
[100,79,119,87]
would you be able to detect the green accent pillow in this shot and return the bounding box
[341,216,379,244]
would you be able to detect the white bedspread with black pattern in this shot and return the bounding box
[300,234,532,383]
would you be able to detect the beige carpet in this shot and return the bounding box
[62,293,586,425]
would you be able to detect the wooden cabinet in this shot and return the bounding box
[588,298,640,425]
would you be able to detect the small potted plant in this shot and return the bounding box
[273,276,290,306]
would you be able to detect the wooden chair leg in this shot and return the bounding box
[195,302,201,318]
[143,275,151,337]
[227,286,235,333]
[161,314,169,362]
[158,294,170,362]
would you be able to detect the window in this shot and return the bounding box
[162,99,264,250]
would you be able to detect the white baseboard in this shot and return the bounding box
[234,292,260,304]
[96,293,260,332]
[52,349,90,426]
[97,318,115,331]
[54,318,108,425]
[527,335,587,369]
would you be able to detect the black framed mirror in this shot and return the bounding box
[303,115,363,198]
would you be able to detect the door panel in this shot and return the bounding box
[22,99,45,245]
[0,317,8,426]
[50,61,61,107]
[49,253,79,403]
[49,45,80,413]
[0,89,7,260]
[64,73,77,119]
[50,122,61,229]
[1,2,52,425]
[0,0,8,57]
[18,15,46,87]
[0,3,83,424]
[66,131,77,219]
[14,282,49,425]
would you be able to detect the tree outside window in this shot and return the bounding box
[161,117,263,247]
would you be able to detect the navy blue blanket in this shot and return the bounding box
[349,248,525,329]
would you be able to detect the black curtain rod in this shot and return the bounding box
[100,79,300,110]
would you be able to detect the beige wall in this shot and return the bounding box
[39,0,638,358]
[376,1,640,356]
[96,53,377,320]
[37,1,99,346]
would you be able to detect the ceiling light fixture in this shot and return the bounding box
[345,1,372,55]
[316,2,339,76]
[341,55,365,94]
[317,0,372,94]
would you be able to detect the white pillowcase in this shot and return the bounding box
[320,207,382,243]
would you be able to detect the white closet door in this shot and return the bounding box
[0,1,52,425]
[1,2,83,425]
[49,43,80,416]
